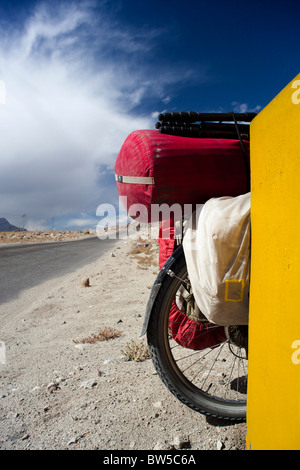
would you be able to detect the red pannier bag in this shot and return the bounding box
[168,302,227,351]
[158,220,226,351]
[115,130,249,222]
[158,219,176,269]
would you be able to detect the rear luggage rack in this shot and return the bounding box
[155,111,257,141]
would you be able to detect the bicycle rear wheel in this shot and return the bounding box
[147,246,248,421]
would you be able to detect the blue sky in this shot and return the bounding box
[0,0,298,230]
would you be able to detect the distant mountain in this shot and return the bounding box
[0,217,26,232]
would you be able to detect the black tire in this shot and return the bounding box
[147,245,248,421]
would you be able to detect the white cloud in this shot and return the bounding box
[231,101,262,114]
[162,96,171,104]
[66,216,99,229]
[0,1,188,229]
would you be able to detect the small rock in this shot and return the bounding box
[217,439,225,450]
[47,382,59,393]
[80,378,97,389]
[74,344,85,352]
[172,435,190,449]
[153,441,174,450]
[81,278,90,287]
[55,377,66,385]
[68,436,78,445]
[111,252,116,257]
[153,401,162,408]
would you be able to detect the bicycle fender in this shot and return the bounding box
[140,245,184,337]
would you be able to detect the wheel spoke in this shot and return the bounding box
[166,273,248,403]
[147,246,248,420]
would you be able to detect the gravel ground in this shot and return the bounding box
[0,230,247,451]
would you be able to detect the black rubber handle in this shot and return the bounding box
[158,111,257,124]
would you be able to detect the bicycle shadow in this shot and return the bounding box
[206,374,247,427]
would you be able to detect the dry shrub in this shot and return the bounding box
[129,237,153,255]
[121,340,150,362]
[73,327,122,344]
[129,237,158,268]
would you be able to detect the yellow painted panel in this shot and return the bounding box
[246,74,300,449]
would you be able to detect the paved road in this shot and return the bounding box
[0,237,117,304]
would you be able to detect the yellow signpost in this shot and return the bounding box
[246,74,300,449]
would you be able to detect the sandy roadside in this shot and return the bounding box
[0,227,246,450]
[0,229,95,245]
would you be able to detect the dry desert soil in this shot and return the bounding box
[0,227,247,451]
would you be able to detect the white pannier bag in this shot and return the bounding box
[183,193,250,326]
